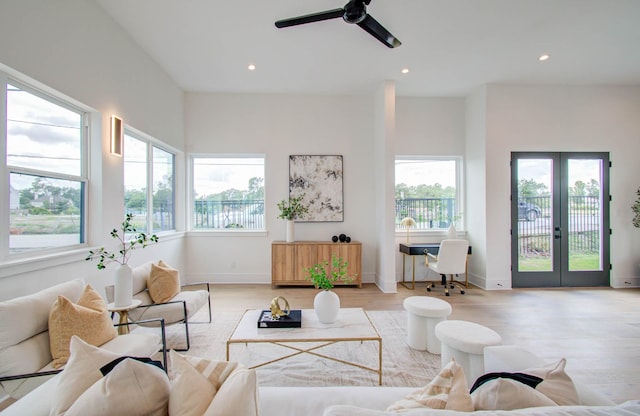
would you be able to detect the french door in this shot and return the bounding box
[511,152,610,287]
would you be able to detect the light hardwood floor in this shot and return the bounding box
[211,283,640,404]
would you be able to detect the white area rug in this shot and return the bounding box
[162,309,440,388]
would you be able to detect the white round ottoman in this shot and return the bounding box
[435,320,502,386]
[403,296,452,353]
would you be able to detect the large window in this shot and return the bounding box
[395,156,463,230]
[124,131,175,233]
[191,156,265,230]
[4,80,87,255]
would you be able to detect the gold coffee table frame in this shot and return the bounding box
[226,308,383,385]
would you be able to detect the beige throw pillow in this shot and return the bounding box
[48,285,117,368]
[148,260,181,303]
[471,377,558,410]
[50,336,123,416]
[522,358,579,406]
[203,368,260,416]
[66,358,170,416]
[386,358,473,412]
[169,350,239,416]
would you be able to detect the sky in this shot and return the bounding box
[395,159,456,188]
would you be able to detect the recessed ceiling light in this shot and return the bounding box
[248,64,256,71]
[401,68,409,74]
[538,54,550,62]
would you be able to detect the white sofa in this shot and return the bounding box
[0,279,165,401]
[2,344,638,415]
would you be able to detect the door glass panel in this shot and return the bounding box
[517,159,553,272]
[567,159,602,271]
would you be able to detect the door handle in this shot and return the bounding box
[554,226,561,239]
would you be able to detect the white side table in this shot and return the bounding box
[107,299,142,335]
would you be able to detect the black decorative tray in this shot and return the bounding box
[257,309,302,328]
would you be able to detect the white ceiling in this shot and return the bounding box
[95,0,640,97]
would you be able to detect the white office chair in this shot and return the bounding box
[425,239,469,296]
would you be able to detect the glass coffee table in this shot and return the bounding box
[226,307,382,385]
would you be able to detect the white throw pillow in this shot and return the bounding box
[471,377,558,410]
[65,358,170,416]
[203,368,260,416]
[168,350,239,416]
[522,358,579,406]
[386,358,473,412]
[50,336,122,416]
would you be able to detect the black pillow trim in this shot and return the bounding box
[100,356,165,376]
[470,372,544,394]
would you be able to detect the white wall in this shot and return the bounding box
[483,85,640,288]
[0,0,184,300]
[184,92,379,284]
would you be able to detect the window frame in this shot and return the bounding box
[1,72,90,262]
[394,155,464,232]
[123,125,176,235]
[188,154,266,233]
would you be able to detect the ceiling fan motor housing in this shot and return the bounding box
[343,0,370,24]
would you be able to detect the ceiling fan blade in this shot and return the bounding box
[275,8,344,28]
[356,14,401,48]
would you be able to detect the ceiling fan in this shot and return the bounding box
[275,0,401,48]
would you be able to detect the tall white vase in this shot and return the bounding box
[314,290,340,324]
[446,223,457,240]
[286,220,295,242]
[114,264,133,307]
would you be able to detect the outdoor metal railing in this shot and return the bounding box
[193,200,264,229]
[395,198,456,229]
[518,195,600,255]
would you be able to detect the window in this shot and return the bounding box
[395,156,463,230]
[191,156,265,230]
[4,80,87,255]
[124,130,174,233]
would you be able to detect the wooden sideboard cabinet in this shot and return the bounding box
[271,241,362,288]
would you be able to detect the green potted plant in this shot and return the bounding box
[305,254,355,324]
[632,187,640,228]
[276,194,308,242]
[86,213,158,307]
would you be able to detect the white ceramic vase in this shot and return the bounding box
[314,290,340,324]
[446,223,457,240]
[286,220,295,242]
[114,263,133,307]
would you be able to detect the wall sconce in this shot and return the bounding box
[110,115,123,157]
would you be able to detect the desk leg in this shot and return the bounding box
[400,254,416,290]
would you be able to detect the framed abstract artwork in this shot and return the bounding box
[289,155,343,222]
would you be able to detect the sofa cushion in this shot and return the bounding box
[386,359,473,412]
[0,279,85,396]
[65,358,170,416]
[168,350,239,416]
[148,261,181,303]
[129,290,209,324]
[324,401,640,416]
[471,378,557,410]
[132,261,154,295]
[0,279,84,351]
[48,285,117,368]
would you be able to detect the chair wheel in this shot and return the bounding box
[445,292,450,296]
[427,287,432,292]
[461,290,465,295]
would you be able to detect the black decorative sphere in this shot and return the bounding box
[345,236,351,243]
[339,234,347,242]
[331,235,339,243]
